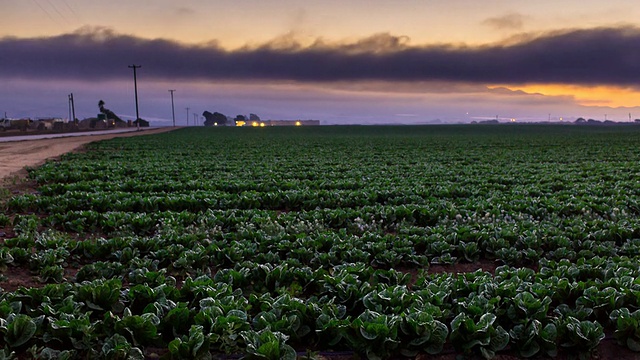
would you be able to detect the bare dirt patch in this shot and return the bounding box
[1,265,40,293]
[0,127,179,181]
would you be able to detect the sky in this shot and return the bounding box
[2,0,640,125]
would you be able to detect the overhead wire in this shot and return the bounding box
[61,0,80,19]
[31,0,58,25]
[43,0,70,23]
[32,0,81,30]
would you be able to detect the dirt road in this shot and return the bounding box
[0,127,178,180]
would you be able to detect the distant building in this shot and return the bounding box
[235,120,320,127]
[34,118,64,130]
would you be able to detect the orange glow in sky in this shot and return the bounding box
[496,84,640,108]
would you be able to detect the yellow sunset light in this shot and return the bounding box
[495,84,640,108]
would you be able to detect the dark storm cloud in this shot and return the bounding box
[1,26,640,85]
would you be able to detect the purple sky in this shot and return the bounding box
[2,1,640,124]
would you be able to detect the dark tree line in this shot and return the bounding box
[203,111,228,126]
[203,111,261,126]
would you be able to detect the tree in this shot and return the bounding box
[97,100,126,125]
[203,111,227,126]
[249,113,261,121]
[235,115,247,122]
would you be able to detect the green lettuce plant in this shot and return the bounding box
[240,329,296,360]
[449,313,509,359]
[610,308,640,352]
[509,320,557,358]
[2,314,44,348]
[349,310,401,360]
[167,325,212,360]
[556,316,604,360]
[99,334,144,360]
[398,310,448,356]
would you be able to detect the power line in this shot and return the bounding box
[61,0,80,18]
[31,0,58,24]
[43,0,70,23]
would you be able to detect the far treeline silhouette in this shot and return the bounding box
[203,111,260,126]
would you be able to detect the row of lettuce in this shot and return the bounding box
[4,206,638,270]
[2,126,640,358]
[2,253,640,359]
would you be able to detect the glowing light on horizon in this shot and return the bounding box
[493,84,640,108]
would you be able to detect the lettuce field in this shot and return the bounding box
[2,125,640,359]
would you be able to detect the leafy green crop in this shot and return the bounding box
[167,325,211,360]
[75,279,123,312]
[2,126,640,358]
[610,308,640,352]
[509,320,557,358]
[557,316,605,360]
[399,310,448,356]
[3,314,43,348]
[450,313,509,359]
[240,329,296,360]
[100,334,144,360]
[349,310,400,360]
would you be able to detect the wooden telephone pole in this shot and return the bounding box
[128,65,142,130]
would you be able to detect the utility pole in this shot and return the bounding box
[185,107,190,126]
[128,64,142,130]
[193,113,198,126]
[68,93,76,125]
[168,90,176,127]
[68,95,72,124]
